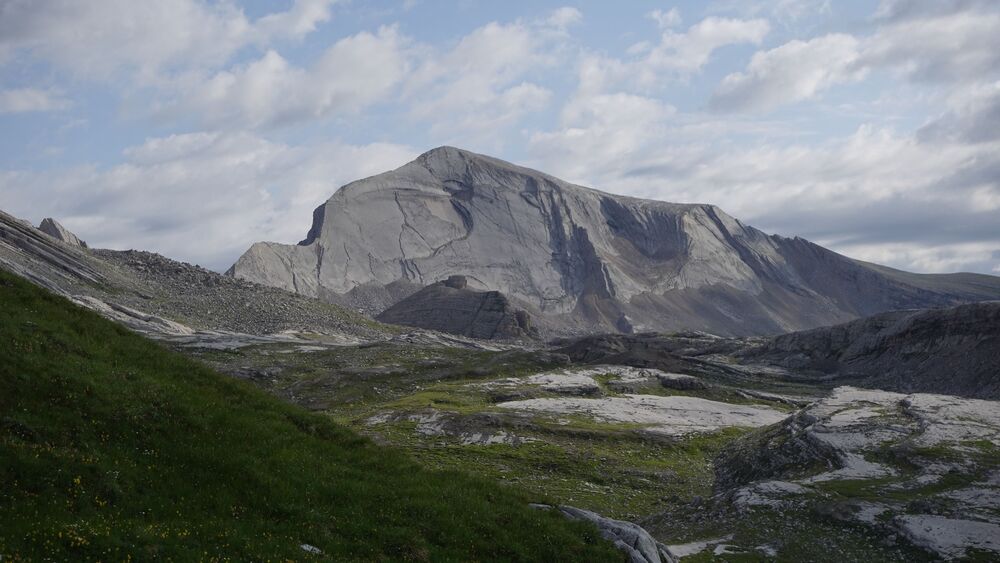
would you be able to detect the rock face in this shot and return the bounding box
[744,302,1000,399]
[228,146,1000,335]
[376,275,538,340]
[38,217,87,247]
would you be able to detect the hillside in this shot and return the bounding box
[743,301,1000,399]
[0,208,393,343]
[228,147,1000,336]
[0,269,618,561]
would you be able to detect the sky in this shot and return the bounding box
[1,0,998,275]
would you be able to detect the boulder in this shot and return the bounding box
[556,505,677,563]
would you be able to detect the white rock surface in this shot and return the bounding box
[497,394,786,436]
[667,535,733,558]
[71,295,195,336]
[732,480,810,509]
[895,515,1000,559]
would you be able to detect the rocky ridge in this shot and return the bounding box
[0,209,391,344]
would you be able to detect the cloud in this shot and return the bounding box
[529,92,676,181]
[0,132,416,270]
[862,7,1000,83]
[712,2,1000,112]
[708,0,832,25]
[254,0,337,39]
[529,111,1000,274]
[634,16,770,80]
[0,88,70,113]
[0,0,338,78]
[711,34,864,112]
[546,7,583,31]
[647,8,682,29]
[164,26,408,129]
[403,12,575,142]
[918,81,1000,144]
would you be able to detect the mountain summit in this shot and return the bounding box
[228,146,1000,335]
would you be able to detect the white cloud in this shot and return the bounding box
[835,241,1000,275]
[647,8,681,29]
[255,0,338,39]
[0,132,416,270]
[862,8,1000,83]
[637,17,770,79]
[404,13,573,141]
[529,110,1000,274]
[711,2,1000,113]
[586,15,770,102]
[711,34,864,112]
[546,7,583,31]
[530,92,675,182]
[0,0,337,78]
[708,0,832,26]
[166,26,408,129]
[919,81,1000,144]
[0,88,70,113]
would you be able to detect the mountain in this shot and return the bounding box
[228,146,1000,336]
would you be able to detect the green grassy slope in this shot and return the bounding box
[0,270,619,562]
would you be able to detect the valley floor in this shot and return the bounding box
[187,333,1000,561]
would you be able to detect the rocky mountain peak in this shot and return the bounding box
[227,148,1000,336]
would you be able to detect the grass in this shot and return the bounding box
[0,270,620,562]
[365,407,748,520]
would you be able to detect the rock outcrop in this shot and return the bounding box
[376,275,539,340]
[38,217,87,247]
[744,302,1000,399]
[711,386,1000,560]
[228,146,1000,335]
[533,505,676,563]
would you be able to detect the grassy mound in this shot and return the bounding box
[0,270,618,561]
